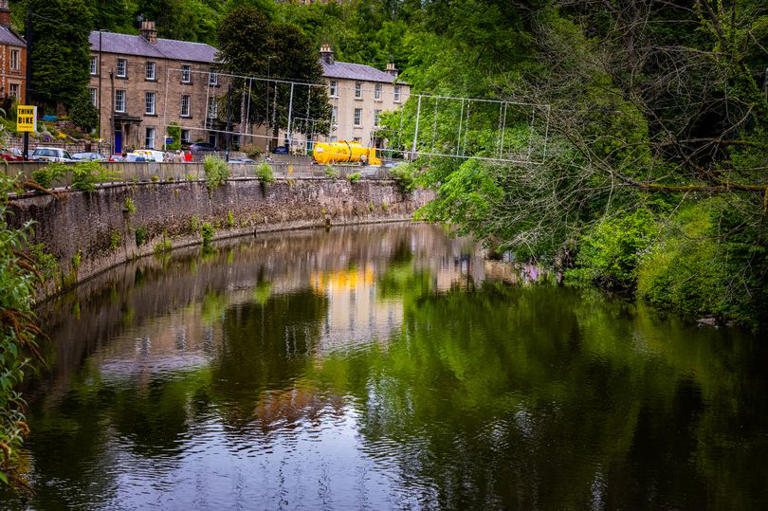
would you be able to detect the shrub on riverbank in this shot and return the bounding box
[203,156,229,192]
[0,175,44,486]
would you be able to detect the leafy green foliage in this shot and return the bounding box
[0,175,42,486]
[70,162,121,192]
[203,156,229,192]
[566,209,657,292]
[134,226,148,247]
[256,162,275,183]
[347,172,361,183]
[26,0,93,112]
[109,231,121,251]
[324,165,339,179]
[122,197,135,214]
[69,89,99,133]
[31,163,68,189]
[166,124,182,151]
[200,222,214,250]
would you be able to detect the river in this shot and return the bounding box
[2,223,767,510]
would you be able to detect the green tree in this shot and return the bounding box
[26,0,94,112]
[216,6,331,148]
[69,89,99,133]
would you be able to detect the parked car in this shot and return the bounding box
[272,145,289,155]
[228,158,256,164]
[188,142,216,153]
[31,147,75,162]
[0,148,23,161]
[72,152,107,162]
[125,150,165,162]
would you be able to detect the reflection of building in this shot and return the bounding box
[89,21,229,154]
[0,0,26,104]
[311,266,403,353]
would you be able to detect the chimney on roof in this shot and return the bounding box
[140,20,157,44]
[386,62,399,79]
[0,0,11,27]
[319,44,334,65]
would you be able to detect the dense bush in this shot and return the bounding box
[389,163,417,193]
[565,209,657,292]
[31,162,68,189]
[70,162,120,192]
[256,162,275,183]
[324,165,339,179]
[347,172,361,183]
[203,156,229,192]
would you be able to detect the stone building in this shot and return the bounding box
[89,21,230,154]
[0,0,26,105]
[266,45,410,154]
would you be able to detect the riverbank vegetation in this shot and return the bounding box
[267,0,768,329]
[0,175,44,486]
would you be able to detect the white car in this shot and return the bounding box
[31,147,75,162]
[125,150,165,162]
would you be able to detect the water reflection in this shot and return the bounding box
[3,224,767,510]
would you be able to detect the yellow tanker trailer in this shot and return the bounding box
[313,141,382,166]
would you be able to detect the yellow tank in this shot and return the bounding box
[313,141,382,166]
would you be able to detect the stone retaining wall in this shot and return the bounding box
[7,178,432,297]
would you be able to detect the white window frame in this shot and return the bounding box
[9,83,19,98]
[146,61,156,81]
[11,50,20,72]
[116,59,127,78]
[208,96,218,118]
[89,88,97,106]
[394,85,401,102]
[331,106,337,125]
[329,80,337,97]
[145,91,156,115]
[353,108,362,127]
[181,129,190,144]
[145,127,155,149]
[374,109,382,126]
[181,65,191,83]
[355,81,362,99]
[374,83,382,100]
[181,95,191,117]
[209,71,218,86]
[115,90,126,112]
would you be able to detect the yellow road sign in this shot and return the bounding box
[17,105,37,133]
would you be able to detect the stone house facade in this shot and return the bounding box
[89,21,230,154]
[0,0,26,105]
[273,45,410,154]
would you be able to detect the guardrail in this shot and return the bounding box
[2,161,392,187]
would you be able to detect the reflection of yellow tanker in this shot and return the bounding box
[313,141,382,166]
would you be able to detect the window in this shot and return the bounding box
[145,92,156,115]
[115,90,126,112]
[374,109,382,126]
[181,95,190,117]
[331,106,338,125]
[394,85,401,102]
[146,62,156,81]
[329,80,337,97]
[11,50,20,74]
[89,88,97,106]
[89,56,97,75]
[145,127,155,149]
[374,83,382,100]
[353,108,362,126]
[355,81,362,99]
[208,96,218,118]
[9,83,19,98]
[117,59,127,78]
[208,71,218,86]
[181,129,190,144]
[330,136,337,143]
[181,65,191,83]
[353,137,361,143]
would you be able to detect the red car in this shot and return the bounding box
[1,148,24,161]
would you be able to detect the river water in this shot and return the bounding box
[2,224,767,510]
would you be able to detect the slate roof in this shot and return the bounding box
[321,61,405,84]
[89,31,217,63]
[0,26,25,47]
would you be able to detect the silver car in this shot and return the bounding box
[72,152,106,162]
[31,147,75,162]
